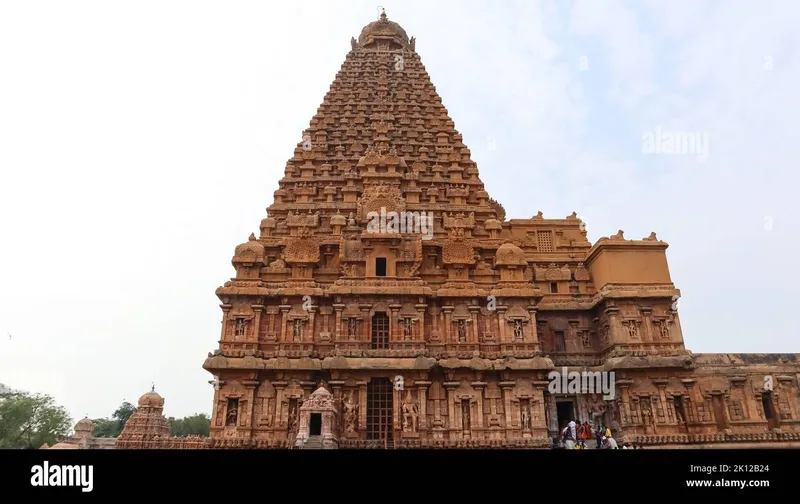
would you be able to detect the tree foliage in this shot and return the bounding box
[0,392,72,449]
[168,413,210,436]
[91,401,137,438]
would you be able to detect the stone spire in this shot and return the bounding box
[260,12,503,237]
[116,387,171,447]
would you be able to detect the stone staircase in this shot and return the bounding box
[297,436,324,450]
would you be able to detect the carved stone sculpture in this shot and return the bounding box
[402,392,419,433]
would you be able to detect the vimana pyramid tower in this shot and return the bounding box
[198,11,800,449]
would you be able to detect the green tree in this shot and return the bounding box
[0,392,72,449]
[92,400,137,438]
[168,413,210,436]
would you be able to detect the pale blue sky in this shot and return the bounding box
[0,0,798,423]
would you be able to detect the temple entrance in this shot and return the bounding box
[309,413,322,436]
[556,399,576,431]
[367,378,393,446]
[762,392,780,430]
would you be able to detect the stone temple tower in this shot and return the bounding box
[201,10,800,449]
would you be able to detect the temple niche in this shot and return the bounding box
[189,10,800,450]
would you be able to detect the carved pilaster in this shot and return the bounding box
[251,304,264,343]
[416,381,430,430]
[526,305,539,344]
[389,303,401,342]
[358,381,368,433]
[497,305,508,342]
[604,305,620,345]
[443,306,453,342]
[333,303,344,341]
[444,381,458,431]
[415,304,427,342]
[220,303,232,342]
[500,381,514,432]
[273,381,287,427]
[472,381,486,429]
[279,305,291,342]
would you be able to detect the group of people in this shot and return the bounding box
[558,420,633,449]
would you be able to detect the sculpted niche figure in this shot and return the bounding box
[513,320,524,340]
[343,394,358,433]
[402,392,419,432]
[521,406,531,430]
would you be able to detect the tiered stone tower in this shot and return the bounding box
[116,387,208,449]
[202,11,800,449]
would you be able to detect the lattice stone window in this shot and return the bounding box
[554,330,566,352]
[696,400,711,422]
[729,400,745,421]
[371,312,389,349]
[537,230,553,252]
[779,397,793,420]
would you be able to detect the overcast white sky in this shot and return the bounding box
[1,0,798,424]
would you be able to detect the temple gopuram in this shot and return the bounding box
[190,11,800,450]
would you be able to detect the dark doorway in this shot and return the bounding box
[556,400,575,430]
[762,392,780,430]
[376,257,387,277]
[367,378,393,445]
[309,413,322,436]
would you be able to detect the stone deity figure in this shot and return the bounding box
[521,407,531,430]
[288,405,298,432]
[513,320,524,340]
[343,394,358,433]
[402,392,419,432]
[457,320,467,342]
[226,404,238,426]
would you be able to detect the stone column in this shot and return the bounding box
[329,380,344,434]
[389,304,401,342]
[472,381,486,429]
[243,379,259,430]
[220,303,232,341]
[360,306,370,342]
[333,303,344,341]
[307,307,316,342]
[445,381,458,432]
[533,381,549,429]
[469,306,480,343]
[279,304,291,342]
[393,380,402,431]
[640,307,653,342]
[604,305,621,345]
[358,381,368,435]
[654,379,669,425]
[497,306,508,342]
[500,381,514,432]
[526,305,539,344]
[443,306,453,342]
[251,304,264,342]
[617,379,634,427]
[273,381,287,427]
[415,303,427,341]
[416,381,430,430]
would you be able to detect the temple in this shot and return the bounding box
[40,418,117,450]
[151,11,800,449]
